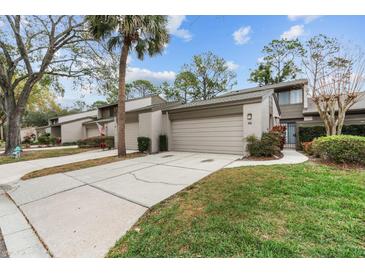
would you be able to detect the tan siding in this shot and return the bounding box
[169,105,243,121]
[171,115,244,154]
[280,104,303,119]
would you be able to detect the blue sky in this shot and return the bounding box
[58,15,365,107]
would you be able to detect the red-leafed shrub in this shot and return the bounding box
[270,125,286,150]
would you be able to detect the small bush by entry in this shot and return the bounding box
[137,137,150,153]
[37,133,57,146]
[77,136,114,149]
[159,135,168,152]
[270,125,286,150]
[312,135,365,165]
[246,132,281,157]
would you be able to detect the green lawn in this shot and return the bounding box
[0,147,94,165]
[108,163,365,258]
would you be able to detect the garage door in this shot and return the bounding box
[125,122,139,150]
[171,115,244,154]
[86,125,99,138]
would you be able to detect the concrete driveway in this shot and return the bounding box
[6,151,239,257]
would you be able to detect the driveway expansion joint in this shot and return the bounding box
[0,193,51,258]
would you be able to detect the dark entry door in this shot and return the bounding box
[282,123,296,148]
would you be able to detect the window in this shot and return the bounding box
[278,89,302,105]
[290,89,302,104]
[279,91,290,105]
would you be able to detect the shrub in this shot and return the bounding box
[246,132,281,157]
[37,133,51,145]
[22,135,33,145]
[77,136,114,148]
[159,135,168,152]
[302,141,314,155]
[312,135,365,165]
[299,124,365,143]
[270,125,286,150]
[137,137,150,153]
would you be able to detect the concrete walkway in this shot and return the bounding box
[0,149,136,185]
[224,149,308,168]
[3,151,239,258]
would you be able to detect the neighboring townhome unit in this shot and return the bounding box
[83,95,167,151]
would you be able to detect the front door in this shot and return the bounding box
[282,122,296,149]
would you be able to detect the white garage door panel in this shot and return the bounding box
[125,122,138,150]
[86,126,99,138]
[172,115,243,154]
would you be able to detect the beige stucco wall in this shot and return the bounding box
[261,96,270,132]
[61,118,93,143]
[272,96,281,126]
[20,127,37,141]
[162,113,172,151]
[138,110,163,153]
[243,102,263,139]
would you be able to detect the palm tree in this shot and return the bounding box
[87,16,169,157]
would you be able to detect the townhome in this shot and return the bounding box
[36,79,365,154]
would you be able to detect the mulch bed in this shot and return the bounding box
[309,156,365,170]
[243,153,284,161]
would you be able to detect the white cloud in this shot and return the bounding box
[280,25,304,40]
[233,26,252,45]
[126,67,176,84]
[167,16,192,42]
[226,61,239,71]
[288,15,320,24]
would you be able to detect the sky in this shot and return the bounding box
[57,15,365,107]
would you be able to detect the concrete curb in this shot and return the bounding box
[224,149,308,168]
[0,193,50,258]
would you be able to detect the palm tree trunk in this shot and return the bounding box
[117,42,129,157]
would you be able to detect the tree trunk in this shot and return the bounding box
[117,42,129,157]
[4,111,22,155]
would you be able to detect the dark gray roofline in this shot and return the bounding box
[49,109,97,120]
[40,116,97,129]
[97,95,166,109]
[223,79,308,97]
[163,89,273,112]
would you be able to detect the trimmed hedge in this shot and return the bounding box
[38,133,56,145]
[137,137,150,153]
[77,136,114,148]
[299,124,365,143]
[246,132,281,157]
[312,135,365,165]
[159,135,168,152]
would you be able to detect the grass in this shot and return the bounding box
[108,162,365,258]
[0,147,94,165]
[21,152,143,180]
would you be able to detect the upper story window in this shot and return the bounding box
[278,89,302,105]
[50,118,58,125]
